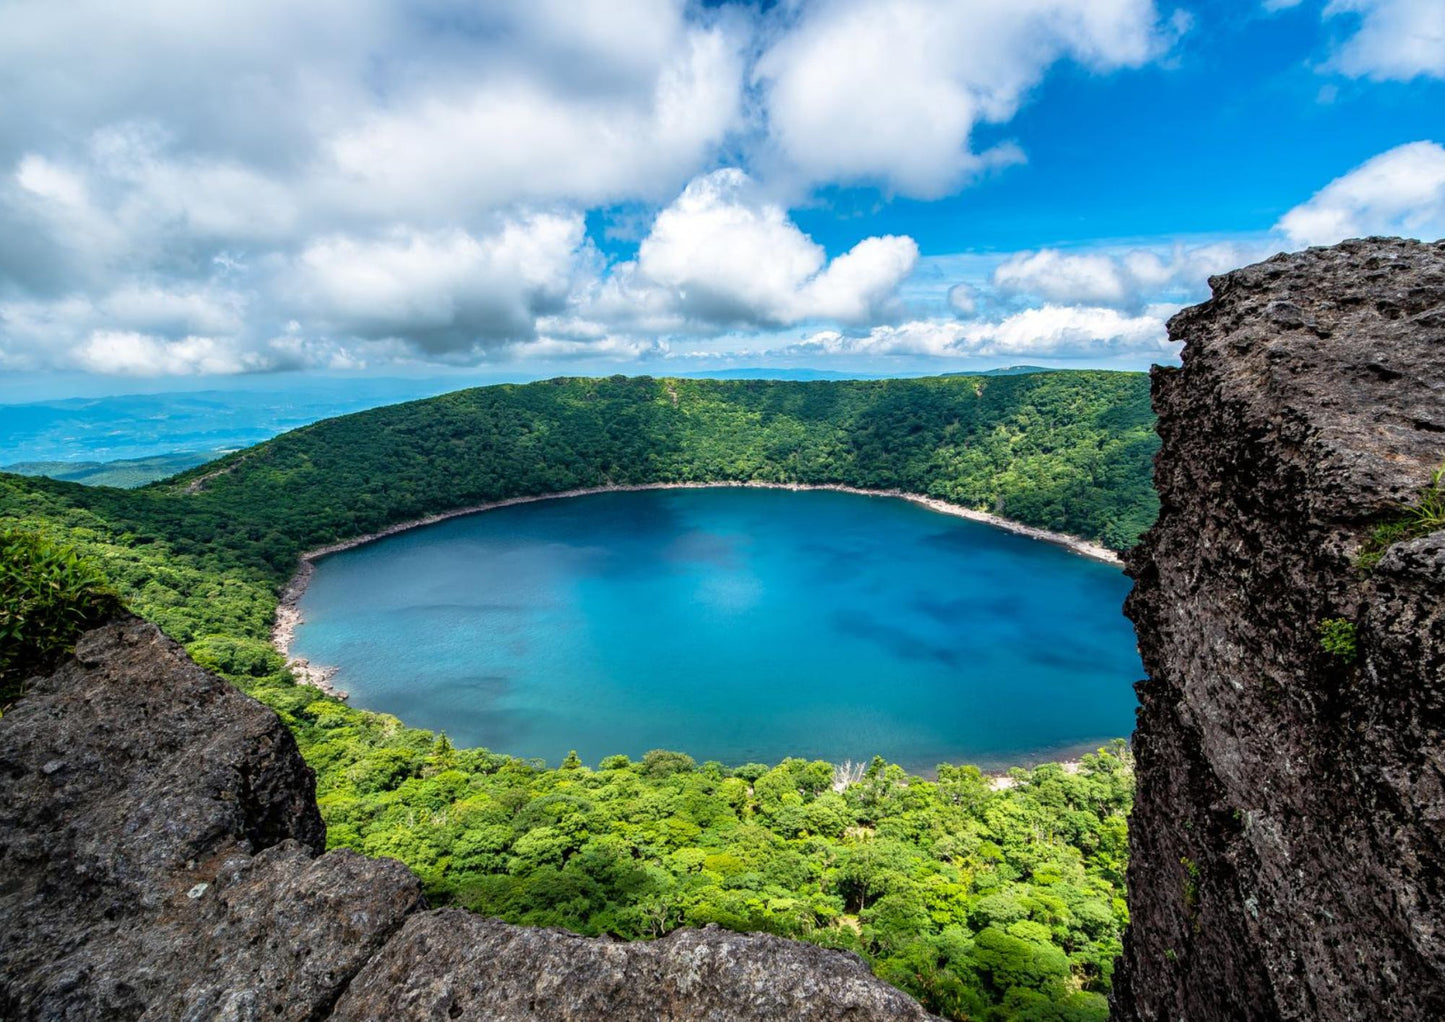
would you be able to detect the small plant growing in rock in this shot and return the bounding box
[1318,618,1358,662]
[1180,856,1202,931]
[1357,463,1445,570]
[1406,464,1445,534]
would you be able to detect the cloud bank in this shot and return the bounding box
[820,138,1445,369]
[0,0,1185,375]
[0,1,1442,376]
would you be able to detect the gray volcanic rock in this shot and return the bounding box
[0,617,425,1020]
[0,617,936,1020]
[333,909,936,1021]
[1111,238,1445,1021]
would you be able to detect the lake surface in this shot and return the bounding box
[291,488,1140,772]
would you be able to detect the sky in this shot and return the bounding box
[0,0,1442,394]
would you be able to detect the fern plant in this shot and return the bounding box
[1318,618,1358,662]
[1,529,124,707]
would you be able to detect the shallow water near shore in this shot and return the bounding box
[291,488,1140,772]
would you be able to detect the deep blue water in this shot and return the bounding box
[291,488,1140,772]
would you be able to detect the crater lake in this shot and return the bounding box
[289,487,1141,772]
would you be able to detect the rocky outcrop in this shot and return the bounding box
[0,617,936,1021]
[1111,238,1445,1020]
[0,618,424,1020]
[333,911,934,1021]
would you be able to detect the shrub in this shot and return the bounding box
[1318,618,1358,662]
[1,529,125,706]
[188,634,287,678]
[640,748,697,778]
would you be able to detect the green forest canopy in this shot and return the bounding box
[0,371,1155,1021]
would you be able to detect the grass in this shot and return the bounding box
[1355,465,1445,571]
[1408,465,1445,533]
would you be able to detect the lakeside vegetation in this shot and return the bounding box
[0,371,1153,1020]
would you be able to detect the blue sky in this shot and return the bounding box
[0,0,1441,395]
[795,2,1443,254]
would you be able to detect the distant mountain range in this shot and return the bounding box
[677,368,883,380]
[943,365,1051,377]
[3,451,224,488]
[0,381,471,465]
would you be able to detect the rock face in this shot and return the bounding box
[1111,238,1445,1021]
[333,911,935,1021]
[0,618,936,1021]
[0,618,425,1021]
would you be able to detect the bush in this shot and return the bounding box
[188,634,287,677]
[1318,618,1358,662]
[1,529,125,705]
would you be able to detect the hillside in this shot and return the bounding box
[1,372,1157,642]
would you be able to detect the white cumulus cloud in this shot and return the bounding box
[75,331,264,376]
[0,0,1190,375]
[991,241,1273,310]
[1276,140,1445,246]
[754,0,1172,197]
[631,169,918,327]
[289,214,588,354]
[320,24,746,218]
[1324,0,1445,81]
[965,304,1174,356]
[785,305,1172,360]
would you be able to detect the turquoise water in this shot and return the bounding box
[291,488,1140,772]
